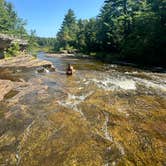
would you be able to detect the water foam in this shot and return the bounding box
[44,68,50,73]
[91,77,136,91]
[134,78,166,92]
[57,91,93,117]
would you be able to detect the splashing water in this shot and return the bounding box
[91,77,136,91]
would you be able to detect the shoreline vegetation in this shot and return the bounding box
[50,0,165,67]
[35,0,165,68]
[0,0,165,68]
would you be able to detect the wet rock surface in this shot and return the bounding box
[0,53,166,165]
[0,54,54,69]
[0,80,14,101]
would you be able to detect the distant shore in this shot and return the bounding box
[45,52,166,73]
[45,52,93,59]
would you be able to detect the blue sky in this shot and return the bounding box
[7,0,104,37]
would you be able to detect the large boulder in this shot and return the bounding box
[0,33,28,53]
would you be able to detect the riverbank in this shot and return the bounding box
[0,54,55,101]
[45,52,166,73]
[0,54,55,68]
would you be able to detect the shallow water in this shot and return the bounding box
[0,52,166,166]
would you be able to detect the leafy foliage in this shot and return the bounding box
[56,9,78,51]
[36,37,57,52]
[0,0,27,37]
[4,43,20,58]
[0,0,39,57]
[27,30,38,52]
[55,0,166,66]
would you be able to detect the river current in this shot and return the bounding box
[0,52,166,165]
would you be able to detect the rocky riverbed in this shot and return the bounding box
[0,53,166,166]
[0,55,55,101]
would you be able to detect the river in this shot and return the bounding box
[0,52,166,166]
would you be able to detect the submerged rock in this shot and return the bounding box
[36,67,45,73]
[0,80,14,101]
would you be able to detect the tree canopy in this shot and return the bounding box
[56,9,78,51]
[54,0,166,66]
[0,0,27,37]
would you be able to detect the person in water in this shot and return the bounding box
[66,64,75,75]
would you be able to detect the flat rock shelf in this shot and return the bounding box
[0,52,166,166]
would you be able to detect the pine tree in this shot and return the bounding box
[56,9,78,50]
[0,0,27,37]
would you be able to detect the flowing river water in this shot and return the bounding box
[0,52,166,166]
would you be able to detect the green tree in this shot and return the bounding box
[4,42,20,58]
[83,18,99,52]
[75,18,99,52]
[56,9,78,51]
[54,2,165,66]
[76,19,87,52]
[97,0,137,52]
[27,30,38,52]
[121,0,166,65]
[0,0,27,37]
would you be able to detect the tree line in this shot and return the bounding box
[0,0,27,37]
[0,0,37,56]
[1,0,165,65]
[36,37,56,50]
[54,0,166,66]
